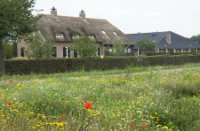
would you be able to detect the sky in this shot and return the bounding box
[34,0,200,38]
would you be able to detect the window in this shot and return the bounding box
[175,49,182,53]
[52,47,57,57]
[124,46,131,53]
[127,47,131,53]
[56,33,64,41]
[159,49,166,53]
[63,47,68,58]
[68,48,71,58]
[139,49,142,55]
[109,48,113,52]
[20,47,25,57]
[97,47,100,56]
[74,50,78,58]
[72,34,80,39]
[105,46,113,54]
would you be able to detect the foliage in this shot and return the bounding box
[25,33,53,59]
[0,64,200,130]
[71,36,96,57]
[2,40,17,59]
[12,42,17,57]
[111,38,125,55]
[191,34,200,43]
[3,41,13,59]
[0,0,35,74]
[4,54,200,74]
[136,39,156,55]
[0,0,35,38]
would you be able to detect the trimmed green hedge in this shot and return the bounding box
[5,54,200,74]
[146,52,200,56]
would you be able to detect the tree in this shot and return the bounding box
[71,36,96,57]
[136,39,156,55]
[2,40,15,59]
[191,34,200,43]
[111,38,125,55]
[25,34,53,59]
[0,0,35,75]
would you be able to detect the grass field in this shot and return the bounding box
[0,63,200,131]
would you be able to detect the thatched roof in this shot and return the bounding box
[36,14,130,44]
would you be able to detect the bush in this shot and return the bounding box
[146,52,200,56]
[3,43,13,59]
[4,54,200,74]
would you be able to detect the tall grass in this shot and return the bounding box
[0,63,200,130]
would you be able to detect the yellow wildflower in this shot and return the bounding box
[56,122,64,128]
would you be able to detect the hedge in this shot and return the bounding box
[4,54,200,75]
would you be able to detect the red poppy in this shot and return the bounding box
[129,122,134,128]
[84,102,92,109]
[7,101,12,107]
[142,122,148,128]
[60,113,65,118]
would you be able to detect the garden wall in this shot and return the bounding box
[5,54,200,74]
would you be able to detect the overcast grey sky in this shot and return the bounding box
[34,0,200,38]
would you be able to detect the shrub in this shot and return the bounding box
[71,36,96,57]
[3,41,16,59]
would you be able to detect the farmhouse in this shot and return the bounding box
[17,7,132,58]
[127,31,200,55]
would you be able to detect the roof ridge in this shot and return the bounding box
[39,14,107,21]
[127,31,172,35]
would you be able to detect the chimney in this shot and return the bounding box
[165,31,172,44]
[79,10,86,18]
[51,7,57,16]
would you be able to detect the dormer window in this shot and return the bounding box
[101,31,106,35]
[55,33,64,41]
[72,33,80,39]
[113,32,118,36]
[88,34,95,40]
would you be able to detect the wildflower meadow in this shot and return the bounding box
[0,63,200,131]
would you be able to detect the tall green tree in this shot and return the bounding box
[0,0,35,75]
[71,36,96,57]
[191,34,200,43]
[25,34,53,59]
[136,39,156,55]
[2,40,15,59]
[111,38,125,55]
